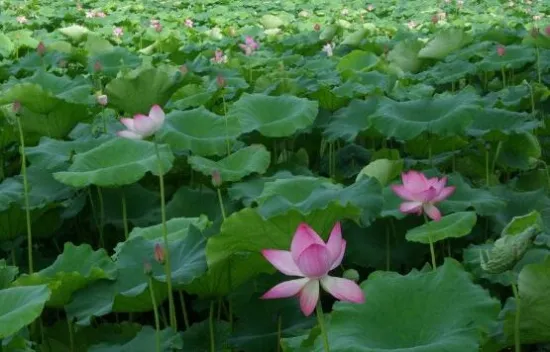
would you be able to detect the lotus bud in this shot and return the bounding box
[545,25,550,36]
[154,243,165,265]
[431,15,439,24]
[97,94,108,106]
[343,269,360,282]
[179,65,188,75]
[94,60,102,72]
[216,75,226,89]
[37,41,46,56]
[497,45,505,56]
[12,101,21,114]
[211,170,222,187]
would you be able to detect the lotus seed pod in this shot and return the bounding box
[343,269,360,282]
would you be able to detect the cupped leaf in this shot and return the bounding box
[188,145,271,183]
[228,94,318,137]
[387,39,423,73]
[418,29,473,60]
[465,109,540,139]
[323,98,378,142]
[314,259,500,351]
[53,139,174,188]
[406,212,477,244]
[157,107,242,156]
[355,159,403,186]
[336,50,379,78]
[0,285,51,338]
[87,47,142,77]
[12,243,117,307]
[478,45,536,71]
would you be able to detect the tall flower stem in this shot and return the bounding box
[178,290,190,329]
[217,188,227,220]
[16,115,33,273]
[147,276,161,352]
[316,301,330,352]
[512,283,521,352]
[67,319,75,352]
[121,191,129,240]
[385,223,391,271]
[209,300,216,352]
[97,187,105,247]
[153,141,177,331]
[423,214,436,271]
[276,313,282,352]
[222,94,230,156]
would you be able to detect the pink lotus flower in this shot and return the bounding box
[16,16,27,24]
[261,222,365,316]
[322,42,335,57]
[117,105,165,140]
[184,18,193,28]
[85,11,94,18]
[113,27,123,37]
[239,36,259,56]
[211,49,228,64]
[150,19,162,32]
[96,11,106,18]
[391,171,455,221]
[97,94,108,106]
[546,26,550,36]
[36,42,46,56]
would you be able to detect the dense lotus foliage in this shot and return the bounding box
[0,0,550,351]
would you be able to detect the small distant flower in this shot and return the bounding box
[150,19,162,32]
[97,94,108,106]
[239,36,259,56]
[96,11,106,18]
[179,65,188,74]
[457,0,464,6]
[36,42,46,56]
[391,170,455,221]
[367,4,374,11]
[154,243,165,265]
[341,8,349,16]
[261,222,365,316]
[228,27,237,37]
[184,18,193,28]
[545,26,550,36]
[143,261,152,275]
[113,27,123,37]
[117,105,166,140]
[298,10,309,18]
[438,12,446,20]
[533,14,542,21]
[86,11,94,18]
[16,16,27,24]
[322,42,335,57]
[13,101,21,114]
[313,23,321,31]
[432,15,439,24]
[93,60,103,72]
[497,45,506,56]
[58,59,67,68]
[76,2,83,10]
[211,170,222,187]
[211,49,228,64]
[216,75,226,89]
[407,20,418,29]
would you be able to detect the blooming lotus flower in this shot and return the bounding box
[113,27,123,37]
[261,222,365,316]
[322,42,335,57]
[391,171,455,221]
[367,4,374,11]
[16,16,27,24]
[407,20,417,29]
[341,8,349,16]
[211,49,228,64]
[85,11,94,18]
[97,94,108,106]
[239,36,259,56]
[533,14,542,21]
[184,18,193,28]
[150,19,162,32]
[117,105,165,140]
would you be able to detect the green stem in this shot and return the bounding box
[423,214,436,271]
[428,139,432,167]
[67,319,74,352]
[222,94,230,156]
[209,300,216,352]
[512,283,521,352]
[501,66,506,87]
[316,301,330,352]
[277,314,282,352]
[16,115,33,274]
[97,187,105,248]
[385,223,390,271]
[217,188,227,220]
[536,45,541,84]
[148,277,161,352]
[122,191,129,240]
[485,146,490,188]
[490,141,502,176]
[153,141,177,331]
[178,290,190,330]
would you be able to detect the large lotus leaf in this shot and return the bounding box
[418,29,473,59]
[465,109,540,139]
[0,32,14,57]
[53,139,174,188]
[57,25,91,42]
[180,320,231,352]
[157,107,242,156]
[88,327,182,352]
[355,159,403,187]
[228,171,296,207]
[0,285,51,338]
[104,66,184,115]
[24,166,75,209]
[332,71,392,99]
[228,94,318,137]
[26,135,112,171]
[188,145,270,182]
[336,50,379,78]
[370,90,481,140]
[0,178,23,212]
[387,39,423,73]
[418,60,477,85]
[0,260,18,289]
[256,176,383,225]
[87,47,141,77]
[12,243,116,307]
[6,30,38,49]
[323,98,378,142]
[313,259,500,351]
[406,212,477,245]
[438,173,506,216]
[496,132,541,170]
[165,186,222,222]
[0,205,49,241]
[84,33,114,56]
[478,45,536,71]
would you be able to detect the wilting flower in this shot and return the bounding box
[239,36,259,55]
[113,27,123,37]
[391,171,455,221]
[184,18,193,28]
[432,15,439,24]
[154,243,165,265]
[16,16,27,24]
[117,105,165,140]
[313,23,321,31]
[96,94,108,106]
[36,42,46,56]
[211,49,228,64]
[497,45,506,56]
[261,222,365,316]
[322,42,335,57]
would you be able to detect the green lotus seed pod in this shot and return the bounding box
[480,227,538,274]
[343,269,360,282]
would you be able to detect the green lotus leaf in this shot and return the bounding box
[6,30,38,49]
[228,93,318,137]
[341,28,369,47]
[332,71,392,98]
[104,66,184,115]
[323,98,378,142]
[88,326,182,352]
[336,50,379,79]
[0,32,14,58]
[355,159,403,186]
[188,145,271,183]
[53,139,174,188]
[496,132,541,170]
[12,243,117,307]
[478,45,536,71]
[370,90,480,140]
[418,29,473,59]
[0,205,49,241]
[180,320,231,351]
[0,178,23,212]
[387,39,423,73]
[84,34,114,56]
[418,60,477,85]
[228,171,295,207]
[406,212,477,245]
[57,25,91,42]
[165,186,222,222]
[87,47,142,77]
[157,107,242,156]
[313,259,500,351]
[24,166,75,208]
[261,14,284,29]
[0,260,18,289]
[465,109,540,139]
[0,285,51,338]
[256,176,383,225]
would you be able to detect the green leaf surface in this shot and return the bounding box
[406,212,477,244]
[0,285,51,338]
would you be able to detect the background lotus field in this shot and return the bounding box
[1,0,550,351]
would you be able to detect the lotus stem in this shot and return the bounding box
[121,191,129,240]
[501,67,506,87]
[490,141,502,177]
[178,290,190,330]
[209,300,216,352]
[316,301,330,352]
[423,214,436,271]
[147,276,161,352]
[97,186,105,247]
[512,283,521,352]
[385,223,391,271]
[153,141,177,331]
[222,95,230,156]
[485,146,490,188]
[536,46,541,84]
[67,319,75,352]
[276,313,282,352]
[217,188,227,220]
[16,115,33,274]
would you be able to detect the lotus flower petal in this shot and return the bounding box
[261,249,303,277]
[424,203,442,221]
[149,104,165,128]
[391,184,416,201]
[117,130,143,139]
[402,170,429,192]
[291,223,325,262]
[320,276,365,303]
[399,201,423,214]
[299,279,319,316]
[261,278,310,299]
[296,244,331,278]
[133,114,156,135]
[120,118,136,131]
[433,186,456,202]
[326,222,345,269]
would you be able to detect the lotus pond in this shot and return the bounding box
[1,0,550,351]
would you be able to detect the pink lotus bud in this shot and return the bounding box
[97,94,108,106]
[184,18,193,28]
[497,45,506,56]
[13,101,21,114]
[432,15,439,24]
[211,170,222,187]
[154,243,165,265]
[143,261,152,275]
[216,75,226,89]
[37,42,46,56]
[545,26,550,36]
[94,61,102,72]
[113,27,123,37]
[314,23,321,31]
